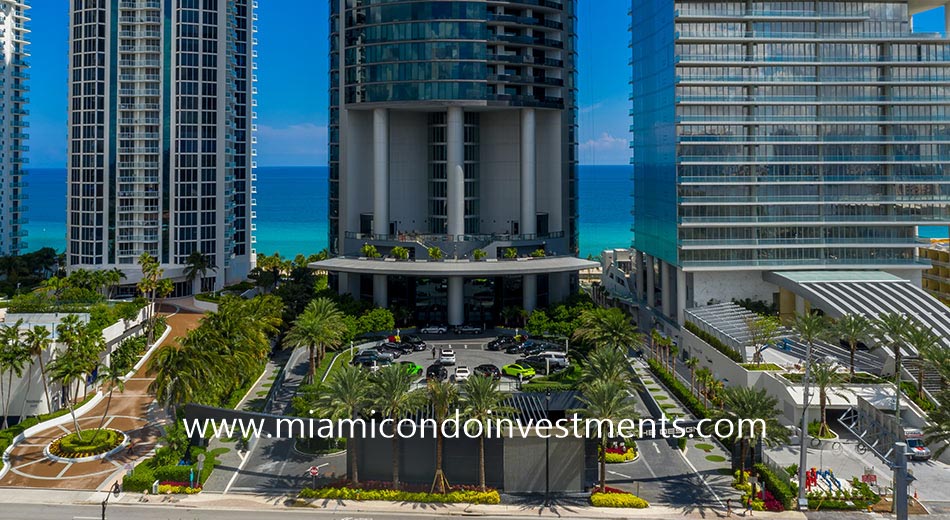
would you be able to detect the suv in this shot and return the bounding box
[426,364,448,381]
[454,366,471,382]
[438,349,457,365]
[402,335,427,351]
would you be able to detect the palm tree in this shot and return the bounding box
[427,379,459,493]
[369,365,425,490]
[718,387,789,472]
[23,326,54,413]
[696,367,712,408]
[904,324,941,399]
[283,298,347,383]
[88,363,125,444]
[48,348,88,440]
[461,375,511,491]
[156,278,175,315]
[924,392,950,458]
[148,330,216,417]
[685,357,700,395]
[580,345,635,388]
[809,360,849,438]
[138,253,163,343]
[315,364,370,485]
[874,312,914,427]
[577,378,638,491]
[833,314,875,377]
[0,323,27,428]
[573,307,642,352]
[183,251,216,294]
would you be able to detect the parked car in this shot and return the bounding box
[351,349,392,365]
[399,361,423,376]
[382,341,414,354]
[537,351,570,369]
[473,364,501,380]
[454,325,482,335]
[505,342,527,355]
[375,343,403,359]
[438,349,457,365]
[486,336,515,351]
[905,429,932,461]
[519,354,567,375]
[426,363,448,381]
[453,366,471,382]
[502,363,536,379]
[359,358,392,372]
[520,341,548,357]
[402,335,427,350]
[420,325,448,334]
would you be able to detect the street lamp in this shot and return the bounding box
[545,390,552,505]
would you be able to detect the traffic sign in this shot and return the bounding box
[309,466,320,477]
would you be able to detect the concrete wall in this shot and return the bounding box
[479,111,521,235]
[389,111,429,234]
[691,271,778,308]
[535,109,563,234]
[343,110,374,238]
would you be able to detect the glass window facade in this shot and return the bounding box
[631,0,950,269]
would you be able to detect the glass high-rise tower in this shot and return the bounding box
[318,0,595,326]
[67,0,256,293]
[0,1,29,256]
[630,0,950,323]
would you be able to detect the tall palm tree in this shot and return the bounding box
[48,348,88,439]
[696,367,712,408]
[581,345,634,387]
[283,298,347,383]
[183,251,216,294]
[809,360,849,438]
[0,322,27,429]
[23,325,54,413]
[874,312,914,427]
[369,365,425,490]
[833,314,875,377]
[924,392,950,458]
[905,324,941,399]
[461,375,511,491]
[137,253,163,343]
[89,363,125,444]
[577,378,638,491]
[427,379,459,493]
[315,364,370,485]
[148,330,216,417]
[685,357,700,395]
[718,387,789,472]
[573,307,642,352]
[156,278,174,314]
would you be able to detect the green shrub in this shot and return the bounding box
[51,429,123,457]
[298,487,500,504]
[647,359,709,419]
[521,381,574,393]
[503,247,517,259]
[678,437,687,451]
[590,492,649,508]
[604,448,636,463]
[683,321,743,363]
[158,484,202,494]
[111,335,148,375]
[754,463,796,510]
[360,244,380,258]
[427,247,443,260]
[472,249,487,261]
[530,248,546,258]
[390,246,409,260]
[741,363,782,371]
[122,465,156,492]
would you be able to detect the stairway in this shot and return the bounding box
[904,357,946,396]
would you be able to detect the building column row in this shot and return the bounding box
[521,108,537,235]
[373,108,389,236]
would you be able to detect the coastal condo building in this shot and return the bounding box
[316,0,596,325]
[67,0,256,293]
[0,1,28,256]
[629,0,950,329]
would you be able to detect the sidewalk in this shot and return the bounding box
[0,305,204,490]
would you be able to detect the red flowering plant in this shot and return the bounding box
[590,485,626,494]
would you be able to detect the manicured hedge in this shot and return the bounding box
[52,429,122,457]
[298,486,500,504]
[684,321,743,363]
[754,463,796,510]
[0,394,96,455]
[158,484,202,494]
[647,359,710,419]
[590,492,649,508]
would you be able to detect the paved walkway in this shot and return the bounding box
[0,304,204,490]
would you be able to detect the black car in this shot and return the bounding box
[426,363,448,381]
[521,341,548,356]
[351,351,381,366]
[402,335,427,351]
[505,342,526,355]
[473,364,501,380]
[376,343,404,358]
[519,355,556,374]
[386,341,415,354]
[486,336,515,351]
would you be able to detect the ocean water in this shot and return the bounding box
[26,166,948,259]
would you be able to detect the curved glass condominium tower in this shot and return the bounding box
[320,0,593,325]
[630,0,950,323]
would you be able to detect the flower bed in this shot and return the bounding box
[298,480,500,504]
[604,447,636,463]
[49,429,123,458]
[158,481,203,494]
[590,486,649,508]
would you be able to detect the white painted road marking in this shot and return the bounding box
[653,442,661,454]
[608,470,633,479]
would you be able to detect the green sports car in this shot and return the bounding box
[400,361,423,376]
[502,363,536,379]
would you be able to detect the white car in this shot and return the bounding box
[420,325,448,334]
[438,349,456,365]
[454,366,471,382]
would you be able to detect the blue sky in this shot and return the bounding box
[26,2,948,168]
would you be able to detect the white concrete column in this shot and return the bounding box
[373,274,388,308]
[795,294,806,316]
[634,250,644,301]
[520,108,537,236]
[661,261,672,318]
[448,276,464,325]
[645,254,655,308]
[676,268,687,325]
[373,108,390,236]
[523,274,538,314]
[447,107,465,237]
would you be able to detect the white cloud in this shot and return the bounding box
[580,132,629,165]
[256,123,328,166]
